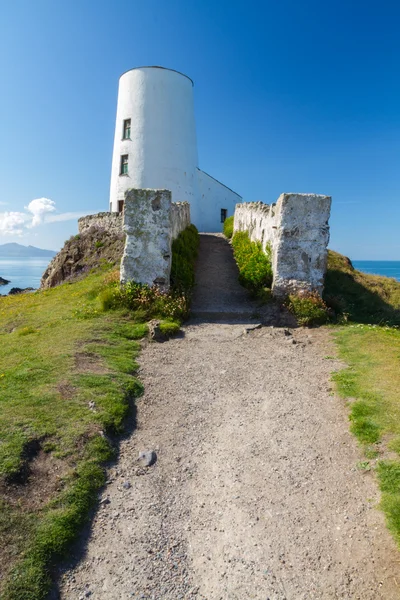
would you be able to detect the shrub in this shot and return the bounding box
[231,231,273,294]
[223,216,234,239]
[99,281,190,322]
[286,292,330,326]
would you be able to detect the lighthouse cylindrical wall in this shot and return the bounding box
[109,67,199,218]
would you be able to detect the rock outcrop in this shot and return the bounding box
[8,287,34,295]
[41,226,125,289]
[0,277,10,286]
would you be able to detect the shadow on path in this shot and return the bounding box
[191,234,260,322]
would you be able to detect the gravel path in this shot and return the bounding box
[59,235,400,599]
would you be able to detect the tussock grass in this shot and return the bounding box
[0,267,144,599]
[159,319,181,337]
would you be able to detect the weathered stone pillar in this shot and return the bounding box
[120,189,172,290]
[233,193,332,298]
[271,193,331,297]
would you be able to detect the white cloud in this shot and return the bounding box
[0,211,29,236]
[25,198,56,227]
[0,198,85,236]
[0,201,8,206]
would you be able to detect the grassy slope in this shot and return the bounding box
[0,224,199,599]
[327,251,400,545]
[324,250,400,325]
[0,267,144,599]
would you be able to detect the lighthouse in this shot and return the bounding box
[109,66,241,232]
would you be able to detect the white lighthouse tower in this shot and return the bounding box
[109,66,241,231]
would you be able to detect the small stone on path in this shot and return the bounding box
[138,450,157,467]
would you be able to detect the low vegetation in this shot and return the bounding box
[333,325,400,544]
[231,231,273,296]
[223,215,234,239]
[0,266,143,599]
[287,250,400,327]
[286,292,330,326]
[324,250,400,326]
[0,224,199,599]
[170,224,199,293]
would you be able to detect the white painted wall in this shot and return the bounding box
[196,169,241,232]
[109,67,199,215]
[109,66,242,232]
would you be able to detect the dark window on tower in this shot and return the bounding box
[122,119,131,139]
[120,154,128,175]
[221,208,228,223]
[118,200,124,214]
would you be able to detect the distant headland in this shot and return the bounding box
[0,243,56,258]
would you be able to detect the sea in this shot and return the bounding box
[0,257,399,296]
[0,258,52,295]
[352,261,400,282]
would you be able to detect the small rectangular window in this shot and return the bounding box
[120,154,128,175]
[221,208,228,223]
[122,119,131,139]
[118,200,124,214]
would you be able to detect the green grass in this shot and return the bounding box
[377,461,400,545]
[159,319,181,337]
[333,324,400,545]
[0,267,145,599]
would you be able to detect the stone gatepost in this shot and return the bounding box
[120,189,172,290]
[271,193,331,297]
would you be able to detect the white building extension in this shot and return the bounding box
[109,66,241,232]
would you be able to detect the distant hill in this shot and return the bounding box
[0,243,56,258]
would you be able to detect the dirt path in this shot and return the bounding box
[59,235,399,599]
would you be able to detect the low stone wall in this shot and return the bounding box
[78,201,189,243]
[234,193,332,297]
[78,212,123,236]
[120,189,191,290]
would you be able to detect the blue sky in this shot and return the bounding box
[0,0,399,258]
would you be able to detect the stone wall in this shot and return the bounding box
[120,189,191,290]
[78,212,123,236]
[171,202,191,240]
[78,201,189,243]
[234,193,332,297]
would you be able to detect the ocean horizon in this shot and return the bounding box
[352,260,400,282]
[0,257,399,296]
